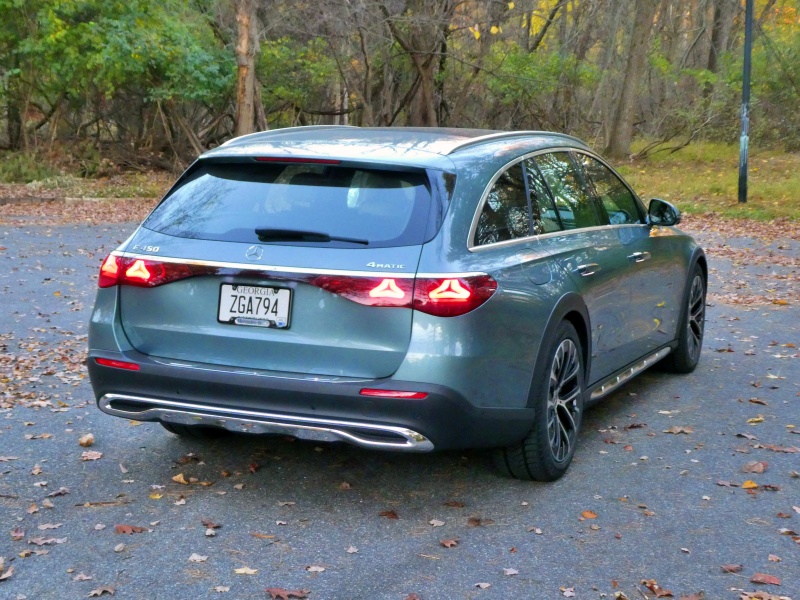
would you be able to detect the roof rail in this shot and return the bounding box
[220,125,361,147]
[445,130,587,155]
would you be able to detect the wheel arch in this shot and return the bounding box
[525,292,591,409]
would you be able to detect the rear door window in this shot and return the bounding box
[524,158,562,234]
[143,162,434,248]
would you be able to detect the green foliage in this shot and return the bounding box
[0,152,60,183]
[484,41,599,108]
[259,37,338,124]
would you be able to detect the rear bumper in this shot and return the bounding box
[87,350,535,451]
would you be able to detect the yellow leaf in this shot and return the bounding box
[742,480,758,489]
[508,1,515,8]
[581,510,598,519]
[234,567,258,575]
[149,493,163,500]
[656,301,666,308]
[747,416,764,424]
[469,25,480,40]
[54,291,61,297]
[172,473,189,485]
[490,25,501,35]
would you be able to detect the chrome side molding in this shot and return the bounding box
[98,394,434,452]
[589,348,671,401]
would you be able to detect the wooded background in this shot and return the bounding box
[1,0,798,172]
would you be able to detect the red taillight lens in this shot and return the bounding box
[309,274,496,317]
[413,275,497,317]
[360,388,428,399]
[310,276,414,308]
[98,255,195,288]
[94,357,140,371]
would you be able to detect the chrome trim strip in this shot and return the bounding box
[589,348,671,401]
[99,394,434,452]
[112,252,485,280]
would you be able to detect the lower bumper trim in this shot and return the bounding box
[98,393,434,452]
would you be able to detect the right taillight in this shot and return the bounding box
[413,275,497,317]
[309,273,497,317]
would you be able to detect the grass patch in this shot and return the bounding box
[617,141,800,221]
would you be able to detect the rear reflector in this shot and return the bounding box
[95,357,140,371]
[360,388,428,399]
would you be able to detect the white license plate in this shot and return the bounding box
[218,284,291,329]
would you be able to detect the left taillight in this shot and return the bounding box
[98,255,194,288]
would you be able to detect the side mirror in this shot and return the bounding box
[648,198,682,226]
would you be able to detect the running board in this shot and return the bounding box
[98,394,434,452]
[589,348,671,401]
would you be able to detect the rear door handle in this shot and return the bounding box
[575,263,600,277]
[628,252,651,263]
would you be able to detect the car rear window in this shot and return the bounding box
[143,162,435,248]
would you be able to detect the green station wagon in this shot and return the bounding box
[88,127,706,481]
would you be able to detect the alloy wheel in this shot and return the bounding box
[546,338,582,463]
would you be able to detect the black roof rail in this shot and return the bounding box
[220,125,361,147]
[445,130,587,155]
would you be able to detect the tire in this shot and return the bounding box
[160,421,229,440]
[495,321,585,481]
[662,264,705,373]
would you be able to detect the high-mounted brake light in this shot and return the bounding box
[98,255,195,288]
[95,357,140,371]
[254,157,341,165]
[360,388,428,400]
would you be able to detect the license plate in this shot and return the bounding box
[218,284,291,329]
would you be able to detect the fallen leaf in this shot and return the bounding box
[73,573,93,581]
[0,456,19,462]
[250,533,275,540]
[88,587,115,597]
[561,588,576,598]
[306,565,325,573]
[78,433,95,447]
[172,473,189,485]
[264,588,309,600]
[747,416,765,424]
[277,501,295,507]
[440,539,459,548]
[234,567,257,575]
[201,519,222,529]
[46,487,69,497]
[405,595,422,600]
[748,398,768,405]
[664,426,693,434]
[213,586,230,593]
[443,500,465,508]
[474,583,491,589]
[114,524,145,534]
[750,573,781,585]
[717,480,739,487]
[581,510,598,519]
[114,543,125,553]
[28,537,67,545]
[379,509,398,520]
[0,565,13,581]
[429,519,445,527]
[721,564,743,573]
[31,464,42,475]
[737,432,758,440]
[768,554,781,562]
[81,451,103,461]
[27,504,39,514]
[743,461,768,474]
[679,594,705,600]
[642,579,674,597]
[338,481,351,490]
[37,523,62,530]
[188,553,208,563]
[346,546,358,553]
[503,568,518,576]
[742,480,759,489]
[233,483,245,490]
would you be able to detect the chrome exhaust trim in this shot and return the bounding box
[589,347,671,401]
[99,394,434,452]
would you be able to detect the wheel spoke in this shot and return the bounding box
[547,338,582,464]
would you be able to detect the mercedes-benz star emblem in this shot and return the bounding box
[245,245,264,261]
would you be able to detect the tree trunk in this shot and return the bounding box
[605,0,659,158]
[234,0,258,138]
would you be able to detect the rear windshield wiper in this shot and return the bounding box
[255,228,369,246]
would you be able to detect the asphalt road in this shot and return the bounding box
[0,218,798,600]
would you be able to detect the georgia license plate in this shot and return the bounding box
[218,284,291,329]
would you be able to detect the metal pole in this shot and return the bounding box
[738,0,754,203]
